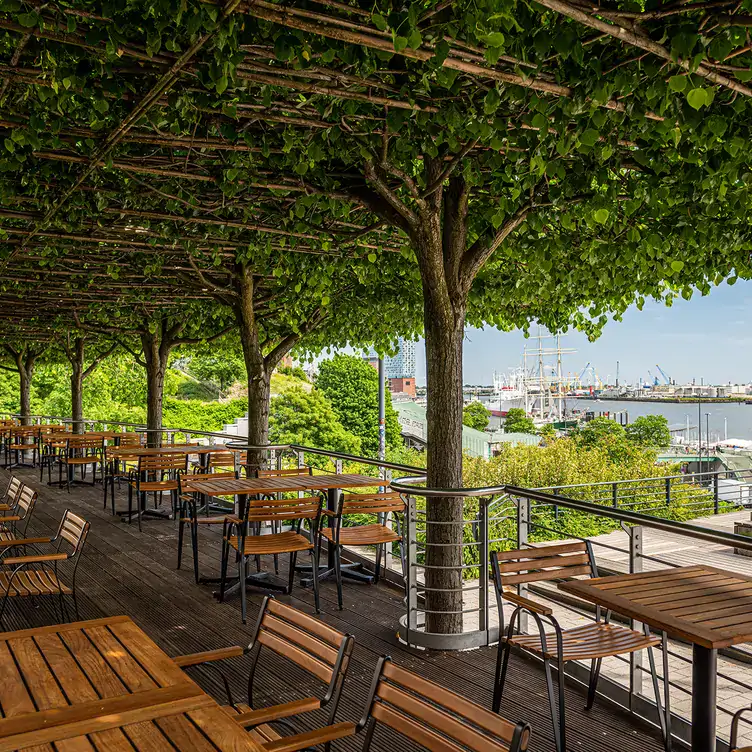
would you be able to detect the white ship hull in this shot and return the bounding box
[486,394,525,416]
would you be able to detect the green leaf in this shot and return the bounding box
[367,253,377,263]
[668,75,687,92]
[482,31,505,48]
[17,11,39,27]
[433,39,451,64]
[580,129,600,147]
[686,88,708,110]
[0,0,21,10]
[393,35,408,52]
[670,260,685,272]
[93,99,109,114]
[216,75,228,94]
[593,208,609,224]
[372,13,387,31]
[407,29,422,49]
[706,115,727,137]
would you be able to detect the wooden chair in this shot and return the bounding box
[7,426,39,469]
[193,450,237,474]
[177,470,237,583]
[220,495,323,622]
[731,705,752,751]
[38,426,70,483]
[319,491,404,609]
[0,475,22,512]
[0,483,37,544]
[256,467,313,478]
[57,435,103,492]
[356,655,531,752]
[103,431,143,513]
[174,596,356,751]
[491,542,670,752]
[0,509,90,626]
[128,453,188,531]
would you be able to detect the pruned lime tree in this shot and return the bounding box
[0,0,749,633]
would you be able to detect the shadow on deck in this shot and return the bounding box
[0,466,666,752]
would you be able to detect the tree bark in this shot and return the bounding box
[236,262,272,474]
[18,360,33,424]
[70,338,85,434]
[141,330,168,447]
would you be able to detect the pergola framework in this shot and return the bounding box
[0,0,750,635]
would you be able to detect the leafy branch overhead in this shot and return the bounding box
[0,0,747,345]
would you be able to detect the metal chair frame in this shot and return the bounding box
[128,453,188,531]
[491,542,672,752]
[57,436,103,492]
[0,508,90,626]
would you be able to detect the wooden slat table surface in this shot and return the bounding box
[559,564,752,649]
[44,431,125,442]
[0,615,262,752]
[107,445,236,460]
[188,473,381,497]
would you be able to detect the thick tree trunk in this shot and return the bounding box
[70,338,85,434]
[236,263,271,474]
[423,292,466,635]
[18,364,32,425]
[141,333,168,447]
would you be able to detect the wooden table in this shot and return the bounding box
[190,473,382,590]
[560,564,752,752]
[107,444,237,459]
[0,615,261,752]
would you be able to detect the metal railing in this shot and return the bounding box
[391,475,752,749]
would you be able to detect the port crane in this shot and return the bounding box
[655,364,671,385]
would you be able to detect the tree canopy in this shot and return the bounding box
[503,407,537,434]
[625,414,672,448]
[316,353,402,454]
[463,401,491,431]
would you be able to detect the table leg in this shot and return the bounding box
[299,487,375,587]
[692,644,717,752]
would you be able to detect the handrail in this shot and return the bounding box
[390,475,506,498]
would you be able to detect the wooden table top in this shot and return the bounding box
[107,444,237,458]
[0,615,261,752]
[44,430,125,441]
[189,473,381,497]
[560,565,752,649]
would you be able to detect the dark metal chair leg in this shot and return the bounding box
[191,522,200,584]
[585,658,602,710]
[557,657,566,752]
[492,640,512,713]
[177,516,185,570]
[288,550,298,594]
[219,539,230,602]
[334,544,343,611]
[238,554,247,624]
[311,546,321,614]
[543,656,563,752]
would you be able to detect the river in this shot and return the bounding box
[567,399,752,443]
[484,398,752,442]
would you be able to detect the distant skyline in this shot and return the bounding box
[411,279,752,387]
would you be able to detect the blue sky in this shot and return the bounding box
[413,279,752,387]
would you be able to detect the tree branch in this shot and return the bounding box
[185,254,239,301]
[422,139,479,199]
[82,341,119,379]
[537,0,752,97]
[118,339,147,368]
[174,324,235,346]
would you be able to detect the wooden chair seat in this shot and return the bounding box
[60,456,99,465]
[0,569,72,597]
[179,515,230,525]
[130,479,178,491]
[320,523,400,546]
[0,530,13,541]
[227,531,313,556]
[508,621,660,661]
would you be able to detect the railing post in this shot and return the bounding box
[629,525,644,705]
[335,458,342,475]
[478,498,490,642]
[714,474,719,514]
[553,488,560,522]
[297,450,304,469]
[406,493,418,640]
[612,482,618,508]
[516,495,530,633]
[665,476,671,508]
[384,467,394,572]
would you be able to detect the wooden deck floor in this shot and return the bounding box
[0,465,666,752]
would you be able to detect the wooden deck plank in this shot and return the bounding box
[0,466,665,752]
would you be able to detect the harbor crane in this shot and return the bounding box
[655,364,671,385]
[647,369,659,386]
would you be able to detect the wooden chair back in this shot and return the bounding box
[138,453,189,473]
[245,496,322,524]
[207,451,238,471]
[54,509,90,558]
[256,467,313,478]
[250,596,354,700]
[64,436,103,457]
[11,427,38,447]
[118,432,143,447]
[491,542,596,589]
[340,491,404,517]
[359,657,531,752]
[3,476,22,505]
[15,484,37,518]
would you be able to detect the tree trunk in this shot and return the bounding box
[18,363,32,425]
[236,262,271,474]
[423,290,466,635]
[70,338,85,434]
[141,332,167,447]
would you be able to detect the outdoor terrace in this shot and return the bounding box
[0,462,666,752]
